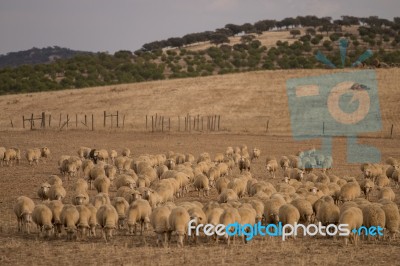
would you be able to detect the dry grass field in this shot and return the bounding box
[0,68,400,265]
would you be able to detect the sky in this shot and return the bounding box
[0,0,399,55]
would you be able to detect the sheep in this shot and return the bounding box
[96,204,119,242]
[4,148,20,166]
[193,174,210,197]
[225,147,234,157]
[360,179,375,200]
[339,182,361,202]
[291,198,314,224]
[339,207,363,245]
[82,159,95,178]
[363,163,384,181]
[218,207,241,245]
[122,148,131,157]
[168,207,190,247]
[91,193,111,209]
[13,196,35,234]
[238,206,257,243]
[216,176,229,194]
[0,146,5,166]
[77,147,91,159]
[76,205,92,240]
[45,200,64,237]
[150,206,172,247]
[88,166,106,189]
[250,148,261,162]
[115,174,137,190]
[187,207,207,244]
[136,174,151,188]
[214,153,225,163]
[165,158,176,170]
[217,163,229,177]
[284,168,304,181]
[104,164,117,181]
[112,197,130,229]
[361,204,386,240]
[227,178,247,198]
[288,155,301,169]
[315,201,340,226]
[238,157,251,173]
[73,178,89,193]
[37,182,51,201]
[263,197,286,224]
[94,175,111,194]
[94,149,109,163]
[32,204,54,238]
[126,199,151,235]
[375,175,390,188]
[109,150,118,164]
[48,184,67,201]
[114,156,127,173]
[205,207,224,230]
[26,147,50,165]
[279,156,290,171]
[197,152,211,163]
[266,157,279,178]
[156,165,169,179]
[47,175,62,186]
[378,187,395,201]
[72,191,90,206]
[385,156,398,167]
[248,199,265,223]
[60,204,80,241]
[380,203,400,239]
[86,204,98,237]
[278,204,300,238]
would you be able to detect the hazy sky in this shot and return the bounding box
[0,0,399,55]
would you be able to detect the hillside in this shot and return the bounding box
[0,15,400,95]
[0,46,91,69]
[0,68,399,136]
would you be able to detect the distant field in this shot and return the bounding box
[0,68,399,137]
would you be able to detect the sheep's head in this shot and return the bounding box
[283,177,290,184]
[75,194,87,205]
[41,182,51,192]
[41,147,50,158]
[309,187,319,195]
[43,224,54,238]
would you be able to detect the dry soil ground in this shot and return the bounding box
[0,130,399,266]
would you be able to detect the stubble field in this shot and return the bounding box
[0,130,399,266]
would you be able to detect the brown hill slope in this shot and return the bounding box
[0,68,399,136]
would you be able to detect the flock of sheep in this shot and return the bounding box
[7,144,400,247]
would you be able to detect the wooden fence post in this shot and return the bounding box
[162,117,164,132]
[30,113,34,130]
[169,117,171,131]
[152,116,154,132]
[10,119,13,128]
[146,115,148,131]
[49,115,51,127]
[266,120,269,133]
[92,114,94,131]
[59,113,62,128]
[84,115,87,126]
[185,117,187,131]
[23,116,25,129]
[123,115,125,128]
[178,116,180,131]
[201,117,204,131]
[66,114,69,128]
[104,111,106,127]
[42,112,45,128]
[390,124,394,138]
[218,115,220,131]
[117,111,119,128]
[76,114,78,128]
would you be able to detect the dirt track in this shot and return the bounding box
[0,131,399,265]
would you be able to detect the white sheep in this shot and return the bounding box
[380,203,400,239]
[127,199,152,235]
[86,204,98,237]
[187,206,207,243]
[250,148,261,162]
[278,204,300,238]
[339,207,363,245]
[37,182,51,201]
[26,147,50,165]
[45,200,64,237]
[91,193,111,209]
[168,207,190,247]
[218,207,241,245]
[150,206,172,247]
[109,150,118,164]
[32,204,54,238]
[94,175,111,194]
[339,182,361,202]
[360,179,374,200]
[13,196,35,234]
[48,184,67,201]
[263,197,286,224]
[266,157,279,178]
[227,178,247,198]
[77,146,91,159]
[60,204,80,240]
[112,197,130,229]
[0,146,6,166]
[193,174,210,197]
[361,204,386,240]
[378,187,395,201]
[76,205,92,240]
[4,148,20,166]
[72,191,90,206]
[96,204,119,242]
[316,201,340,226]
[291,198,314,224]
[115,174,137,190]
